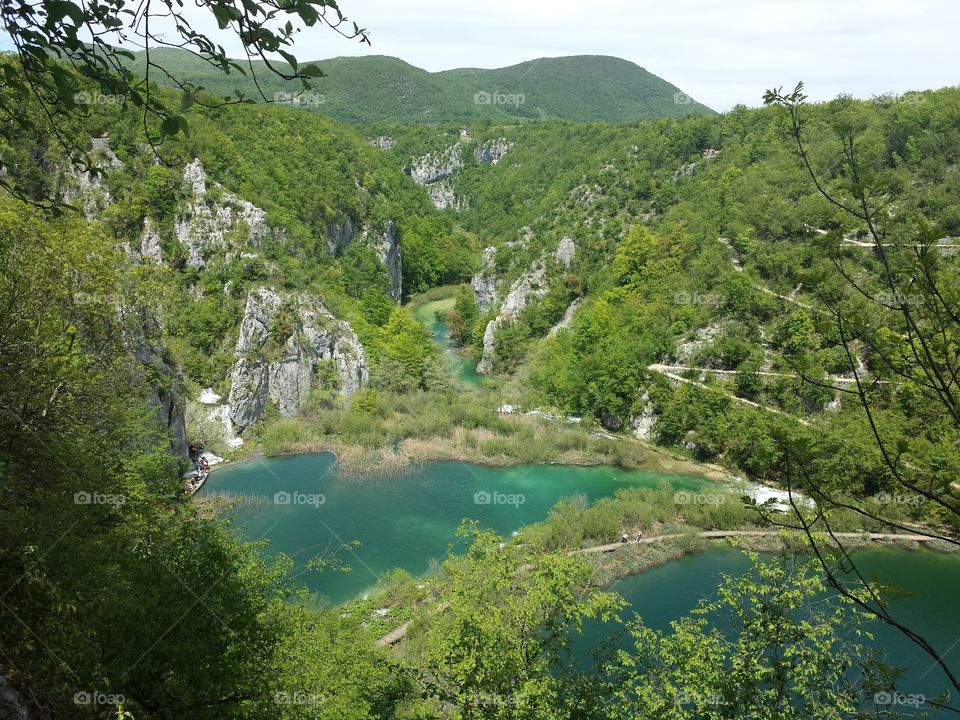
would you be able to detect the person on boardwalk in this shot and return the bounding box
[621,531,629,544]
[636,529,643,543]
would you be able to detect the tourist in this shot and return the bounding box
[636,529,643,543]
[621,531,628,544]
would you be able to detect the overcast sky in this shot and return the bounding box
[3,0,956,111]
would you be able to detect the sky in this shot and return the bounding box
[3,0,957,111]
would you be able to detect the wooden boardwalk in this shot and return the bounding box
[373,529,933,647]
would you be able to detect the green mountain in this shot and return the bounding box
[127,49,715,123]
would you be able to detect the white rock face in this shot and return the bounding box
[227,288,369,431]
[554,236,576,267]
[407,143,463,185]
[407,143,466,209]
[471,246,499,312]
[630,392,657,440]
[474,139,513,165]
[427,178,466,210]
[477,258,548,374]
[674,323,723,364]
[371,136,396,150]
[60,137,123,219]
[138,220,163,264]
[176,159,275,270]
[326,218,356,255]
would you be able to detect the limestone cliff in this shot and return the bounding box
[176,159,277,269]
[471,246,499,312]
[228,288,368,431]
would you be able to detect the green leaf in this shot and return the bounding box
[161,115,182,137]
[278,50,297,71]
[211,4,231,29]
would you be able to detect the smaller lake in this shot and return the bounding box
[202,453,709,603]
[578,544,960,710]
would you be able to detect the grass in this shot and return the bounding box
[253,389,717,476]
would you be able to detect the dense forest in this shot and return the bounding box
[125,50,716,123]
[1,33,959,720]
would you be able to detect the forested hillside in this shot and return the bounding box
[3,39,960,718]
[126,49,715,123]
[370,87,960,519]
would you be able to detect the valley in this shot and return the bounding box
[1,22,959,719]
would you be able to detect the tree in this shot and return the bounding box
[604,552,899,720]
[418,522,623,717]
[612,225,659,286]
[763,82,960,697]
[449,284,479,347]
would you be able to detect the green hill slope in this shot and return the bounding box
[127,50,715,123]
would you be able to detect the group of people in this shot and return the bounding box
[184,443,210,494]
[620,528,643,544]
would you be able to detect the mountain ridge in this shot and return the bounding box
[128,49,717,123]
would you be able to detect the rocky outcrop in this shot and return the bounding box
[59,136,123,219]
[474,139,513,165]
[427,178,466,210]
[600,410,623,432]
[631,392,657,440]
[471,246,498,311]
[362,221,403,300]
[407,143,463,186]
[324,218,403,300]
[673,323,723,364]
[176,159,275,270]
[371,136,396,150]
[137,219,163,264]
[554,236,576,267]
[326,218,356,255]
[406,143,465,209]
[477,258,548,374]
[125,307,189,458]
[672,163,697,182]
[228,288,368,431]
[0,676,31,720]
